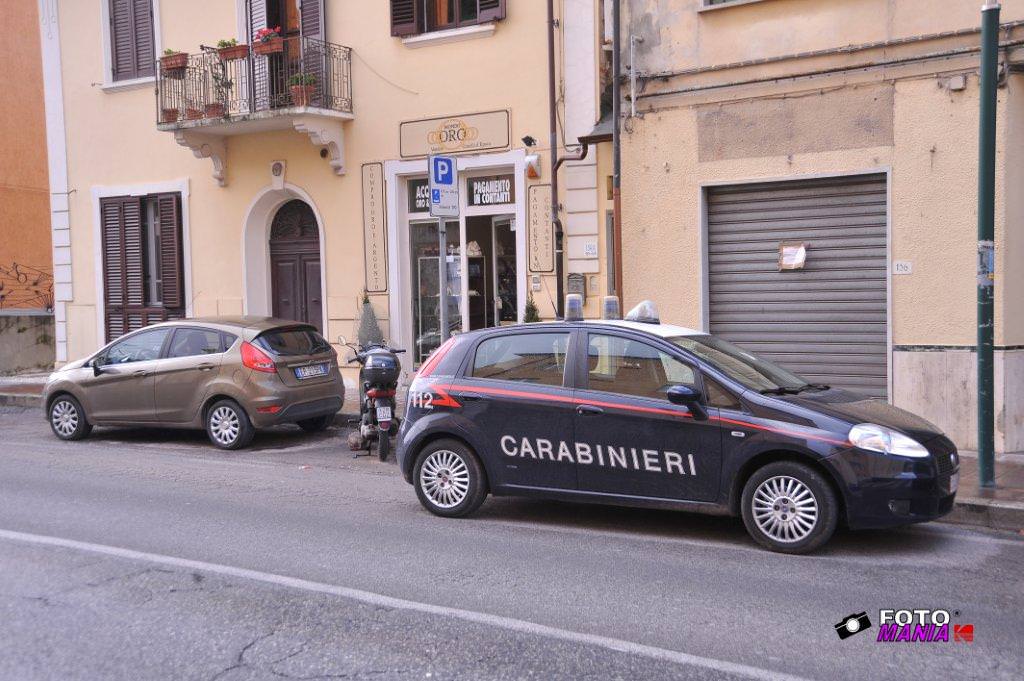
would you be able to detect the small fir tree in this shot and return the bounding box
[357,291,385,346]
[523,293,541,323]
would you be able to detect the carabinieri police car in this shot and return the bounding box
[396,298,959,554]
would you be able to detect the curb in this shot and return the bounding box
[941,497,1024,533]
[0,393,41,408]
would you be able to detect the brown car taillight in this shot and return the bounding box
[241,341,277,373]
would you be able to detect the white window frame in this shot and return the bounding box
[99,0,163,92]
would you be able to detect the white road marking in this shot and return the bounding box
[0,528,812,681]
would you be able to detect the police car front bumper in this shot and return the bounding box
[825,435,959,530]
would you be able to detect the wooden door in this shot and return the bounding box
[269,200,322,332]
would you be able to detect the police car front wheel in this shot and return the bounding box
[741,461,838,554]
[414,440,488,518]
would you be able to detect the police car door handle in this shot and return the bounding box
[576,404,603,416]
[460,391,483,401]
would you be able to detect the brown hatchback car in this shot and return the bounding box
[43,317,344,449]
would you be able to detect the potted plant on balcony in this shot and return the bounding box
[160,107,179,124]
[253,26,283,55]
[216,38,249,62]
[289,73,316,107]
[185,98,204,120]
[160,48,188,77]
[205,71,232,118]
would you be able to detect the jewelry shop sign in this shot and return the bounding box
[400,110,510,158]
[361,163,388,292]
[528,184,554,273]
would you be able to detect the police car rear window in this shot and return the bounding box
[472,333,569,386]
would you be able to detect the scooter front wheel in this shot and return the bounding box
[377,429,391,461]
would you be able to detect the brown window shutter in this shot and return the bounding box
[300,0,323,38]
[109,0,136,81]
[156,194,184,308]
[477,0,506,23]
[109,0,155,81]
[390,0,421,37]
[122,198,145,307]
[132,0,155,78]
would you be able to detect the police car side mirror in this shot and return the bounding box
[667,385,708,420]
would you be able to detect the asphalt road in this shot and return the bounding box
[1,406,1021,681]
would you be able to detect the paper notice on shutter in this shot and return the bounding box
[778,242,808,271]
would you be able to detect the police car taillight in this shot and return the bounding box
[625,300,660,324]
[601,296,621,320]
[565,294,584,321]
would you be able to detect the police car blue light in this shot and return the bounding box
[396,301,958,554]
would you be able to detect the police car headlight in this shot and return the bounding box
[848,423,929,458]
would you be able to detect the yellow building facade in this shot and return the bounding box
[40,1,613,380]
[620,0,1024,453]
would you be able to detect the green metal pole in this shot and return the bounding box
[977,3,999,488]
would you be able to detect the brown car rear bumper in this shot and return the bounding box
[244,372,345,428]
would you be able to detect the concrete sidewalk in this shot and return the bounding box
[3,371,1020,532]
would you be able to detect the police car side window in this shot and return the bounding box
[471,333,570,387]
[587,334,696,401]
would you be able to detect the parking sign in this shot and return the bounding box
[429,155,458,217]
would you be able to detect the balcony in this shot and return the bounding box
[156,36,354,184]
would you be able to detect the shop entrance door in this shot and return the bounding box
[408,214,518,365]
[465,214,516,331]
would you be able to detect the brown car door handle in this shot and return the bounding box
[197,363,215,371]
[132,369,151,377]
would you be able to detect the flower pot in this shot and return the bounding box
[217,44,249,61]
[204,102,226,118]
[160,52,188,78]
[160,107,179,124]
[290,85,315,107]
[185,107,204,120]
[253,37,283,55]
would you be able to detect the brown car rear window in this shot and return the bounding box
[255,328,330,356]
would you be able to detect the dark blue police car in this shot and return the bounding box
[395,301,959,554]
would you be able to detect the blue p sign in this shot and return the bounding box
[432,156,453,185]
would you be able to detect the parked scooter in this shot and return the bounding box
[339,336,404,461]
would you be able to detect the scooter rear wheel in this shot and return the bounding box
[377,429,391,461]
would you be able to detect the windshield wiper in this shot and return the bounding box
[760,383,830,396]
[759,386,801,395]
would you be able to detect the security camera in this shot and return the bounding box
[521,135,537,147]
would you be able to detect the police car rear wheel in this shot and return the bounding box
[741,461,837,554]
[414,440,487,518]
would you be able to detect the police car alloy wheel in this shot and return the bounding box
[740,461,838,554]
[48,395,92,441]
[413,439,488,518]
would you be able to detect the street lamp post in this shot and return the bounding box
[977,2,1000,489]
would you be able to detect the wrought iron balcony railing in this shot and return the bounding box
[156,36,353,126]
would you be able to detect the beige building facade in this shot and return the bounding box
[620,0,1023,454]
[40,1,613,382]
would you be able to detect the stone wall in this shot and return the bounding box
[0,313,55,373]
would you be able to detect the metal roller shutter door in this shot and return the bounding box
[707,174,888,398]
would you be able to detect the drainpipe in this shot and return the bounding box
[547,0,564,318]
[612,0,624,305]
[977,3,999,489]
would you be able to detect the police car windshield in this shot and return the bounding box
[667,335,809,393]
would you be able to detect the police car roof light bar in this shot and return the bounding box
[624,300,660,324]
[601,296,621,320]
[565,294,584,321]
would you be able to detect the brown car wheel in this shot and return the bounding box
[48,394,92,441]
[205,399,255,450]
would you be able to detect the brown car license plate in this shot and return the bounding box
[295,363,329,380]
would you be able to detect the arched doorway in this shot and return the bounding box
[269,199,323,331]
